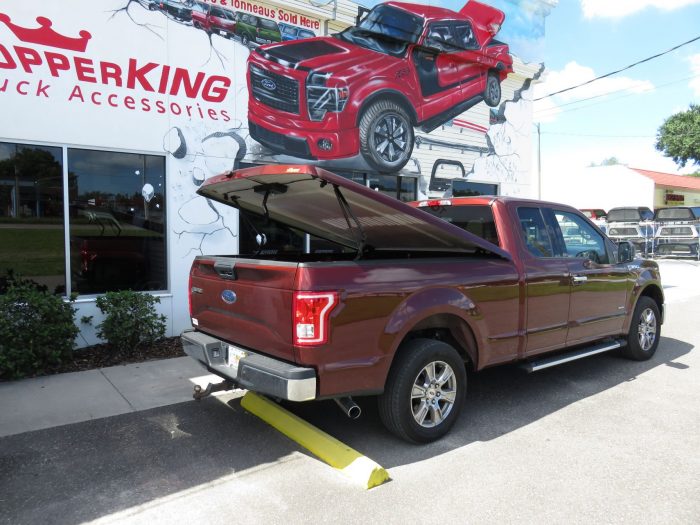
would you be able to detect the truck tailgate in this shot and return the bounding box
[189,256,298,362]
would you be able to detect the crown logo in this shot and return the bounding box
[0,13,91,53]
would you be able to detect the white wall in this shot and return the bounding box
[541,165,655,210]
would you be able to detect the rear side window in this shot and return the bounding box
[517,207,554,257]
[419,204,499,246]
[607,209,640,222]
[260,19,279,30]
[655,208,694,220]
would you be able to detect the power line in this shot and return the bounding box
[534,34,700,101]
[534,73,700,117]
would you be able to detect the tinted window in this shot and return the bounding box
[453,22,478,49]
[0,142,65,294]
[299,30,315,39]
[517,207,554,257]
[68,149,167,294]
[420,204,499,246]
[553,210,609,264]
[192,2,208,13]
[655,208,695,220]
[607,208,643,222]
[260,19,278,30]
[359,4,423,44]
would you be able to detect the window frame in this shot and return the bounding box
[0,139,169,297]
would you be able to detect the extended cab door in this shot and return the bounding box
[516,206,571,355]
[548,209,630,345]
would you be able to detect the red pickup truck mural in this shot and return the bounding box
[247,1,513,172]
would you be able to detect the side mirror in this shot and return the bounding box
[618,240,635,263]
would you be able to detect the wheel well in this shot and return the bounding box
[640,284,663,312]
[397,314,478,371]
[357,91,418,127]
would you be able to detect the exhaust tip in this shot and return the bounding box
[335,397,361,419]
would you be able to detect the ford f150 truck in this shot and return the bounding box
[247,1,512,173]
[182,165,664,443]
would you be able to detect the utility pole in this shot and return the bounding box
[535,122,542,199]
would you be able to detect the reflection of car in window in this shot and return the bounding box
[247,1,513,172]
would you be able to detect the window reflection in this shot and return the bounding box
[68,149,166,294]
[0,142,65,293]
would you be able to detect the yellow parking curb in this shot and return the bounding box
[240,392,390,489]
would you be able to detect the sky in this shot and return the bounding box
[533,0,700,176]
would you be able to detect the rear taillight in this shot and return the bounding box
[188,270,193,320]
[293,291,338,346]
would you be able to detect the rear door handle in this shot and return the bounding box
[572,275,588,285]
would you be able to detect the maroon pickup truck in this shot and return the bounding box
[182,165,664,443]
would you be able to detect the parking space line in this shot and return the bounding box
[240,392,390,489]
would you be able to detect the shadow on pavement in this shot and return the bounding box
[0,336,691,524]
[284,336,693,467]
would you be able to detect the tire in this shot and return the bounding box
[620,296,660,361]
[483,72,501,107]
[378,338,467,443]
[359,99,414,173]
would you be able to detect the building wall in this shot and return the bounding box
[541,165,656,211]
[654,186,700,208]
[0,0,551,346]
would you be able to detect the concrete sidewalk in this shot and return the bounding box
[0,357,221,438]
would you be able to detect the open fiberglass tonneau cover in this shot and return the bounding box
[198,164,510,258]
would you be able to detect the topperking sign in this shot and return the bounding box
[0,11,234,123]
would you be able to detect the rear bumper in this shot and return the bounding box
[181,329,317,401]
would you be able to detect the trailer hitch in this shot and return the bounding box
[193,380,235,400]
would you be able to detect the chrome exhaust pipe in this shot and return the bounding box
[334,397,361,419]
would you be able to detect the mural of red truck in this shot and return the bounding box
[247,1,512,172]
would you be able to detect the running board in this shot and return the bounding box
[521,340,625,373]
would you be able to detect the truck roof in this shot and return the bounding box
[410,195,583,210]
[387,1,468,22]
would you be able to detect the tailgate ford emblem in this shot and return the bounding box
[221,290,237,304]
[261,78,276,90]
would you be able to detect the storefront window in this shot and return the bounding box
[0,142,65,293]
[68,149,166,294]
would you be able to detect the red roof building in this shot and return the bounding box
[630,168,700,208]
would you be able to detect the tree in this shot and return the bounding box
[588,157,621,167]
[655,104,700,168]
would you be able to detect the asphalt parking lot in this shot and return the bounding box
[1,260,699,524]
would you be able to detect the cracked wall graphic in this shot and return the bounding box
[0,0,551,341]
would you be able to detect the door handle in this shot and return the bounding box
[572,275,588,285]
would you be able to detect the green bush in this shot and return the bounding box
[95,291,166,355]
[0,275,78,379]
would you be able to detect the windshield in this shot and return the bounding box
[336,5,424,56]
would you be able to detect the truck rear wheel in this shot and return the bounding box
[483,72,501,107]
[359,100,414,173]
[378,338,466,443]
[620,296,660,360]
